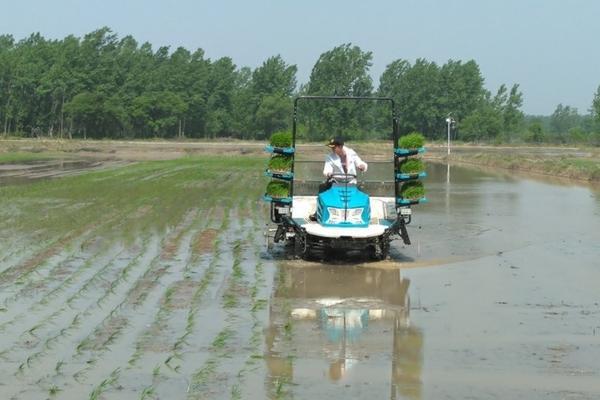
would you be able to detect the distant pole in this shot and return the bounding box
[446,116,451,156]
[445,115,454,156]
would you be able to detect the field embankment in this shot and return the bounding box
[1,138,599,183]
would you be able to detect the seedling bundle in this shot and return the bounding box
[394,132,427,205]
[263,132,294,202]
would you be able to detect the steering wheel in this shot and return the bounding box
[328,173,357,183]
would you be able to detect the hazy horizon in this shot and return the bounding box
[3,0,599,116]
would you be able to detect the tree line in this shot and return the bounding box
[1,28,599,144]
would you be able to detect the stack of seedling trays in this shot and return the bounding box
[394,132,428,206]
[263,132,293,204]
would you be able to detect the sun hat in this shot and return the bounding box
[326,137,344,147]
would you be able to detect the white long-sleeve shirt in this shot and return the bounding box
[323,146,368,182]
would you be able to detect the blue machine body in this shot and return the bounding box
[317,184,371,227]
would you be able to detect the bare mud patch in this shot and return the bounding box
[81,316,128,351]
[193,229,218,255]
[164,279,199,310]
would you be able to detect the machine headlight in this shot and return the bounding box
[326,207,364,224]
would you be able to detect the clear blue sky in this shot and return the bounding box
[2,0,599,115]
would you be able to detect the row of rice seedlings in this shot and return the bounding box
[0,196,143,310]
[0,202,146,332]
[149,170,261,387]
[0,157,214,283]
[39,236,159,390]
[0,189,136,290]
[95,236,157,307]
[0,245,127,362]
[226,244,270,398]
[0,233,55,276]
[41,245,122,307]
[222,237,246,309]
[158,202,241,384]
[166,234,225,370]
[186,327,235,398]
[193,207,265,399]
[71,233,211,395]
[0,235,100,328]
[88,367,121,400]
[11,158,262,394]
[0,228,81,286]
[266,268,296,398]
[67,206,208,383]
[127,206,216,367]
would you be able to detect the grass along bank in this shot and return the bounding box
[423,144,600,182]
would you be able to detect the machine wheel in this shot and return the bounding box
[372,239,390,261]
[294,235,308,259]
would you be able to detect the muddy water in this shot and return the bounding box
[0,159,124,184]
[1,158,599,399]
[268,162,600,399]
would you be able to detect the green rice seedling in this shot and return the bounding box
[212,328,233,349]
[284,321,293,336]
[55,360,64,374]
[223,292,238,308]
[399,158,425,174]
[269,131,292,148]
[251,299,267,312]
[49,385,61,396]
[27,323,42,337]
[400,181,425,200]
[140,386,155,400]
[190,358,218,387]
[88,367,121,400]
[267,155,293,172]
[398,132,425,149]
[17,362,25,375]
[231,384,242,400]
[266,181,290,198]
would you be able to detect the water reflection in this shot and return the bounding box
[265,264,423,399]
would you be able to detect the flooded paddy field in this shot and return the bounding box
[0,149,599,399]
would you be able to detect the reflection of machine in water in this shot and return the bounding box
[265,265,423,399]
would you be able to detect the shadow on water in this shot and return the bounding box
[265,263,423,399]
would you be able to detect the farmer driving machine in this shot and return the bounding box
[263,96,427,260]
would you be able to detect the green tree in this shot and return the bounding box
[503,84,524,136]
[254,95,291,136]
[460,92,503,141]
[591,85,600,132]
[249,55,297,137]
[304,44,373,140]
[130,91,187,137]
[524,119,544,143]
